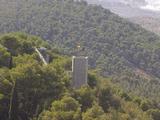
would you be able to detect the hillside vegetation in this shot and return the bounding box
[0,0,160,113]
[1,33,159,120]
[0,0,160,77]
[130,17,160,35]
[86,0,160,35]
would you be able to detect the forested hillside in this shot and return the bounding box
[0,0,160,115]
[86,0,160,35]
[1,33,159,120]
[130,17,160,35]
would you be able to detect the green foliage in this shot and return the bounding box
[73,86,95,112]
[98,85,121,112]
[0,68,12,119]
[8,55,69,119]
[118,90,131,101]
[118,101,152,120]
[112,72,160,103]
[0,0,160,106]
[0,45,10,67]
[38,96,81,120]
[0,0,159,119]
[82,103,107,120]
[133,96,142,105]
[0,0,160,78]
[88,72,98,88]
[0,94,4,100]
[140,100,152,111]
[0,32,47,56]
[98,86,112,112]
[147,109,160,120]
[0,33,70,120]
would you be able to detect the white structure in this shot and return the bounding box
[35,47,50,65]
[72,56,88,88]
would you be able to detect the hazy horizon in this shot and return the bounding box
[90,0,160,11]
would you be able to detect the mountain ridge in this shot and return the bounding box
[86,0,160,35]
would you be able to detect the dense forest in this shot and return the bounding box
[0,0,160,103]
[0,32,159,120]
[130,17,160,36]
[0,0,160,77]
[0,0,160,119]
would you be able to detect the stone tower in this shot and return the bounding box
[72,56,88,88]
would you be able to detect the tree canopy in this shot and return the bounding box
[0,0,160,103]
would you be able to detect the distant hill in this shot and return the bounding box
[0,0,160,104]
[86,0,160,18]
[130,17,160,35]
[86,0,160,35]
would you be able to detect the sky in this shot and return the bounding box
[141,0,160,11]
[97,0,160,11]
